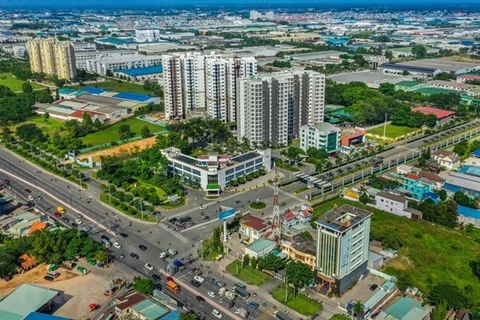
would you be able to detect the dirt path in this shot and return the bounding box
[78,136,157,162]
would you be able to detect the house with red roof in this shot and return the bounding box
[296,209,312,224]
[411,106,455,126]
[240,215,269,243]
[282,210,299,231]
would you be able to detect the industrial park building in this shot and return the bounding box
[85,54,162,76]
[236,70,325,147]
[27,38,77,81]
[162,52,257,122]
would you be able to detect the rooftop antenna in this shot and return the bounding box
[271,171,281,241]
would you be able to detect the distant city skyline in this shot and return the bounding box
[1,0,480,9]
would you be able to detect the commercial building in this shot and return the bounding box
[384,172,438,201]
[244,238,276,258]
[281,234,317,270]
[160,147,271,193]
[394,80,430,92]
[72,41,97,52]
[85,54,163,76]
[0,284,61,320]
[237,70,325,147]
[300,122,340,153]
[240,215,269,243]
[457,74,480,83]
[74,49,137,70]
[411,106,455,126]
[27,37,77,81]
[113,65,163,82]
[135,29,162,42]
[315,205,372,295]
[340,127,366,153]
[378,63,441,77]
[162,52,256,121]
[443,168,480,198]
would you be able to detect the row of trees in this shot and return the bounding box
[0,228,105,278]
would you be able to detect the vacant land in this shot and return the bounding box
[78,135,157,161]
[8,116,66,135]
[0,72,45,92]
[226,261,271,286]
[70,81,153,95]
[367,124,418,139]
[271,286,322,316]
[312,197,480,298]
[81,117,165,146]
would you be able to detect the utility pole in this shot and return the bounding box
[383,113,388,138]
[271,171,281,242]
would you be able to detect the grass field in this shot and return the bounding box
[99,193,156,222]
[0,73,45,92]
[312,197,480,298]
[135,179,167,200]
[69,81,153,95]
[271,286,323,316]
[367,124,418,139]
[330,315,350,320]
[81,118,165,146]
[226,261,271,286]
[8,116,66,135]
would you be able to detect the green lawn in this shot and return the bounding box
[312,197,480,298]
[249,201,267,210]
[9,116,66,135]
[0,72,45,92]
[329,315,350,320]
[135,179,167,200]
[99,193,156,222]
[271,286,323,316]
[81,117,165,146]
[69,81,154,95]
[367,124,418,139]
[226,261,271,286]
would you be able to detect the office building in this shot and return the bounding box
[162,52,256,121]
[300,122,341,153]
[315,205,372,294]
[85,54,162,76]
[135,29,162,42]
[27,37,77,81]
[160,147,271,193]
[237,70,325,147]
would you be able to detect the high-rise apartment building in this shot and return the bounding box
[162,52,256,121]
[315,205,372,295]
[27,38,77,81]
[236,70,325,147]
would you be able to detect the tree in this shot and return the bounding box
[282,146,304,165]
[395,272,412,291]
[353,301,365,317]
[141,125,152,138]
[250,256,257,269]
[359,193,370,204]
[16,123,46,142]
[82,113,93,126]
[118,124,132,140]
[259,253,284,272]
[378,82,395,96]
[243,254,250,267]
[0,250,17,278]
[285,261,314,297]
[429,283,468,310]
[411,45,427,58]
[22,82,33,93]
[95,250,108,263]
[384,50,393,62]
[180,313,200,320]
[93,118,102,129]
[453,140,468,156]
[307,147,328,161]
[43,112,50,120]
[432,300,448,320]
[133,277,154,295]
[439,190,448,201]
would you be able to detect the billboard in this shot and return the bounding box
[218,208,236,220]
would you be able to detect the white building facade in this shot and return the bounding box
[300,122,341,153]
[85,54,162,76]
[135,29,162,42]
[75,50,137,70]
[237,70,326,148]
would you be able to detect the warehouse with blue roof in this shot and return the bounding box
[113,65,163,82]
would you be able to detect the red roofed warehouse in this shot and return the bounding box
[412,106,455,126]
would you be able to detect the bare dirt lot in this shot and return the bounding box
[78,136,157,162]
[0,262,132,320]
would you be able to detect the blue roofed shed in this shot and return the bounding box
[113,92,152,102]
[160,311,181,320]
[131,299,168,320]
[24,312,70,320]
[383,296,429,320]
[77,87,106,95]
[115,65,163,77]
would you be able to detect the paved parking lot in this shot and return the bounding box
[339,273,386,306]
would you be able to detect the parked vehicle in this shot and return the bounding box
[112,242,121,249]
[168,248,177,256]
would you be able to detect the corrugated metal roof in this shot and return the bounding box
[0,284,60,319]
[131,299,168,320]
[47,106,76,115]
[246,238,275,253]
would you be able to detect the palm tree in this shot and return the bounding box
[315,159,325,173]
[335,156,342,168]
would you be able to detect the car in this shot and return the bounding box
[194,276,205,283]
[280,202,287,207]
[212,309,223,319]
[43,275,54,282]
[208,291,216,298]
[233,200,241,206]
[196,296,206,303]
[139,244,147,251]
[206,276,215,283]
[144,263,154,271]
[75,219,82,225]
[200,204,207,210]
[113,242,121,249]
[248,301,259,309]
[159,252,168,259]
[190,280,201,287]
[370,284,378,291]
[101,235,110,241]
[152,274,161,281]
[215,280,225,288]
[25,189,31,193]
[119,232,128,238]
[168,218,177,224]
[204,215,210,220]
[130,252,139,260]
[71,223,78,228]
[61,217,69,223]
[37,196,42,200]
[77,213,83,218]
[119,253,125,259]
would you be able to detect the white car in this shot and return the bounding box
[159,252,168,259]
[212,309,223,319]
[75,219,82,225]
[145,263,154,271]
[200,204,207,210]
[208,291,216,298]
[194,276,205,283]
[113,242,122,249]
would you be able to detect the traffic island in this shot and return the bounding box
[249,201,266,210]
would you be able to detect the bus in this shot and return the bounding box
[233,286,250,299]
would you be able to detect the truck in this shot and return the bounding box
[57,207,66,214]
[235,307,249,319]
[273,311,292,320]
[168,248,177,256]
[218,288,235,300]
[166,279,180,294]
[233,286,250,299]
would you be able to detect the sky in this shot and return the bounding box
[1,0,479,8]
